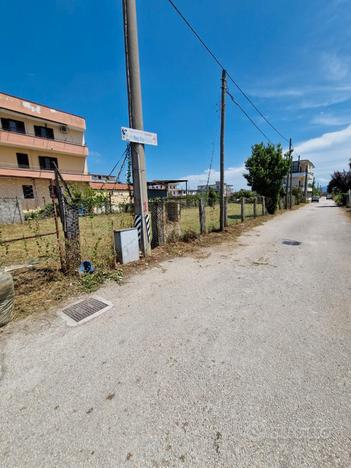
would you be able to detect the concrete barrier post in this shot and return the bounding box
[199,199,207,234]
[253,197,257,218]
[241,198,245,222]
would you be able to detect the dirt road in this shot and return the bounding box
[0,198,350,467]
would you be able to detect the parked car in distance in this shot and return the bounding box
[312,195,320,202]
[326,193,332,199]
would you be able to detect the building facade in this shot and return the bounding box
[197,181,233,197]
[147,179,188,198]
[285,159,315,201]
[0,92,90,210]
[89,181,132,207]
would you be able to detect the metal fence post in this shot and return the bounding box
[199,199,207,234]
[241,197,245,222]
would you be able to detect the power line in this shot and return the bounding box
[226,90,273,144]
[166,0,290,144]
[99,145,130,190]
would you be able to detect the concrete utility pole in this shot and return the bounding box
[304,165,308,201]
[288,138,293,209]
[219,69,227,231]
[122,0,151,256]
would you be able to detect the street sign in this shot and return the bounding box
[121,127,158,146]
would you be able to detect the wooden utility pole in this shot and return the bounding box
[122,0,151,256]
[219,69,227,231]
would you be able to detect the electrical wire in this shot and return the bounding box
[99,145,130,190]
[226,90,273,144]
[166,0,290,144]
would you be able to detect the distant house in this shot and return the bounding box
[147,179,188,199]
[197,181,233,197]
[284,159,315,201]
[89,180,132,206]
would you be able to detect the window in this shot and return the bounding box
[1,118,25,134]
[22,185,34,199]
[39,156,58,170]
[34,125,54,139]
[16,153,29,169]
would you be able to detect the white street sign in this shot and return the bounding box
[121,127,158,146]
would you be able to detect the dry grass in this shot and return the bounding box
[180,202,262,233]
[0,204,263,269]
[1,202,268,323]
[0,212,134,269]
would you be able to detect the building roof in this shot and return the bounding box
[0,91,86,130]
[89,182,131,191]
[294,159,315,168]
[147,179,188,185]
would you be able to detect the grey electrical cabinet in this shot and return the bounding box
[114,228,140,264]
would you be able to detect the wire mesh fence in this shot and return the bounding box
[0,195,285,271]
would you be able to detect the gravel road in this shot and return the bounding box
[0,198,350,467]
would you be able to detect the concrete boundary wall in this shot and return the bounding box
[0,198,24,225]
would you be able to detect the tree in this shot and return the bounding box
[327,170,351,194]
[244,143,290,214]
[207,187,218,207]
[69,184,109,214]
[229,189,256,202]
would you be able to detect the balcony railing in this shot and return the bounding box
[0,128,88,156]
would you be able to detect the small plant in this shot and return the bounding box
[79,269,123,292]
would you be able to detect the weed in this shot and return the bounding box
[79,269,123,292]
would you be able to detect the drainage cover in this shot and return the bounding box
[282,240,301,246]
[60,297,112,325]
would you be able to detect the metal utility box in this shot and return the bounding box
[113,228,140,264]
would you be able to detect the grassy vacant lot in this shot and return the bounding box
[180,201,261,233]
[0,202,262,269]
[0,212,133,268]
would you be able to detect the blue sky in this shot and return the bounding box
[1,0,351,188]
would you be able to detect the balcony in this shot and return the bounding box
[0,162,91,183]
[0,128,88,157]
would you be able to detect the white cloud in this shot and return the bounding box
[185,124,351,190]
[183,165,247,190]
[311,112,351,126]
[321,52,350,81]
[250,88,304,99]
[251,83,351,110]
[295,124,351,180]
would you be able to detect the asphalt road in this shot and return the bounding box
[1,198,350,467]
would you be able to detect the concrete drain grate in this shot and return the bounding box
[282,240,301,246]
[59,297,113,326]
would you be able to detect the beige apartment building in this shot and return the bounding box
[0,92,90,210]
[284,159,315,202]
